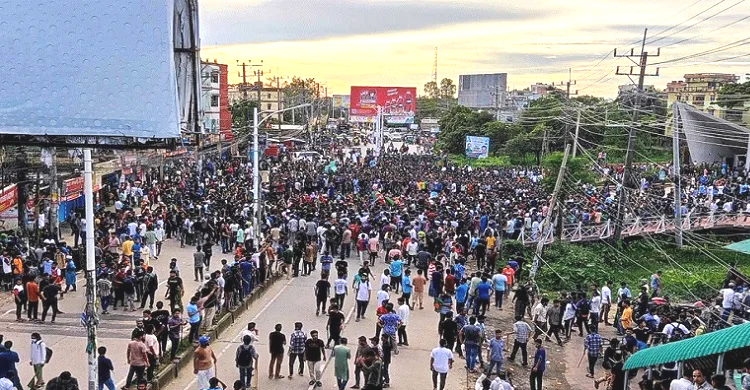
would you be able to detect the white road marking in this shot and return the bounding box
[181,277,296,390]
[306,305,356,390]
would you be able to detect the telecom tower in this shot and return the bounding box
[432,47,438,84]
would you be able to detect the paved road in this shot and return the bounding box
[161,255,465,390]
[0,232,213,388]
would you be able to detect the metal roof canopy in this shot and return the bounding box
[624,321,750,371]
[724,238,750,255]
[676,102,750,168]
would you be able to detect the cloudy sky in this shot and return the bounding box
[199,0,750,98]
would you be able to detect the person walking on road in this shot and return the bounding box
[584,329,603,378]
[354,276,371,322]
[235,335,258,390]
[193,246,205,282]
[332,337,351,390]
[268,324,286,379]
[508,315,532,367]
[97,346,115,390]
[28,332,47,389]
[125,330,149,390]
[287,322,307,379]
[529,339,546,390]
[430,339,454,390]
[304,330,326,387]
[193,336,216,390]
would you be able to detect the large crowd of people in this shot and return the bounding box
[0,130,747,390]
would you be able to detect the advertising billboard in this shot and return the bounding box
[0,0,180,140]
[0,185,18,230]
[332,95,350,109]
[349,86,417,125]
[465,136,490,159]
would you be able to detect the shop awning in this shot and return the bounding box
[624,322,750,371]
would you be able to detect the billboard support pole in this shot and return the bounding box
[83,148,98,390]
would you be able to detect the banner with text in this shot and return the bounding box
[465,136,490,159]
[349,86,416,125]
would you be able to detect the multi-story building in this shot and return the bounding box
[259,87,284,112]
[666,73,738,115]
[228,84,284,112]
[201,60,231,140]
[458,73,508,109]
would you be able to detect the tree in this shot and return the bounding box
[480,121,520,154]
[436,106,494,154]
[282,76,319,124]
[717,81,750,109]
[416,96,440,123]
[541,151,595,194]
[439,78,456,100]
[423,81,439,99]
[505,124,547,164]
[228,99,259,136]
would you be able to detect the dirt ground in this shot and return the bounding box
[457,267,619,390]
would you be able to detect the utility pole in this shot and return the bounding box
[572,109,582,157]
[50,147,59,242]
[14,147,28,243]
[530,144,570,281]
[612,28,661,241]
[254,68,265,109]
[672,103,683,247]
[236,60,263,100]
[252,107,260,245]
[552,68,578,99]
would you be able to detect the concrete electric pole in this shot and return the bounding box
[612,28,661,241]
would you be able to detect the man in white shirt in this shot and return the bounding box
[240,322,260,345]
[669,369,694,390]
[333,275,348,309]
[430,339,454,390]
[601,281,612,326]
[589,291,601,333]
[355,278,371,322]
[397,297,410,346]
[531,298,549,339]
[720,283,736,322]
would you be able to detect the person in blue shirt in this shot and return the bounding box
[530,339,546,390]
[453,261,466,282]
[474,276,493,317]
[455,279,469,312]
[98,346,116,390]
[401,269,413,307]
[389,256,404,293]
[186,296,201,343]
[320,252,333,274]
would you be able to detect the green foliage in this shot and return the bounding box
[435,106,495,155]
[448,155,511,167]
[541,152,596,193]
[228,99,259,135]
[505,124,547,165]
[528,240,750,301]
[717,81,750,109]
[424,81,439,99]
[439,78,457,101]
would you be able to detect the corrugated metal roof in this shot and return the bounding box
[724,239,750,255]
[624,322,750,371]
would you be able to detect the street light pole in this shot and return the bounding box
[252,107,260,246]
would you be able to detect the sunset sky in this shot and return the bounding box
[199,0,750,98]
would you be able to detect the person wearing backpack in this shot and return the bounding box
[28,333,48,389]
[235,335,258,390]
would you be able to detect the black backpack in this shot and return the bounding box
[237,345,254,366]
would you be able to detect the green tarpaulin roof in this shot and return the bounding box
[624,322,750,370]
[724,239,750,254]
